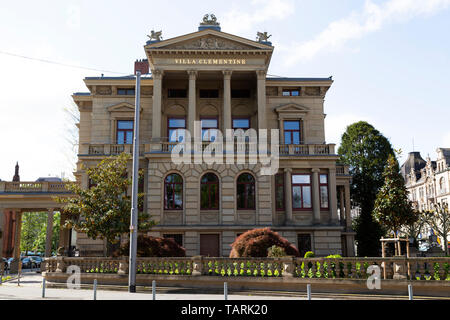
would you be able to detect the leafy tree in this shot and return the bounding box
[373,154,417,238]
[21,212,46,254]
[425,203,450,256]
[338,121,394,256]
[402,210,428,248]
[33,213,61,255]
[57,153,154,251]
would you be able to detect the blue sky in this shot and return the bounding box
[0,0,449,180]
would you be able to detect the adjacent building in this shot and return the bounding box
[402,148,450,251]
[72,16,354,257]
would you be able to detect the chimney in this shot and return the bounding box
[134,59,149,75]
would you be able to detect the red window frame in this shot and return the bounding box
[167,117,186,142]
[292,174,312,210]
[236,173,256,210]
[200,173,220,210]
[319,174,329,209]
[275,173,285,211]
[117,120,134,145]
[284,120,301,145]
[164,174,183,210]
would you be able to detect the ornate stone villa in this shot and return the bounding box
[0,15,354,260]
[71,16,354,257]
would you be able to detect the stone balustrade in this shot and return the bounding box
[0,181,71,193]
[81,143,337,157]
[42,256,450,281]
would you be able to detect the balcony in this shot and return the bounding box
[80,143,337,158]
[0,181,71,194]
[80,144,145,156]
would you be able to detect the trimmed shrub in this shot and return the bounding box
[115,235,186,257]
[304,251,315,258]
[229,228,300,258]
[326,254,342,258]
[267,245,286,258]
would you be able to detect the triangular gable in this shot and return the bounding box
[146,29,273,51]
[275,103,310,114]
[107,102,135,113]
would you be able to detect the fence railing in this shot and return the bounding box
[43,256,450,281]
[0,181,71,193]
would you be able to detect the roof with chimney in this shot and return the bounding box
[401,152,426,180]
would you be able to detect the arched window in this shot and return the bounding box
[440,177,446,193]
[201,173,219,210]
[164,174,183,210]
[236,173,255,210]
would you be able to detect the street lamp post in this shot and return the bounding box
[128,71,141,293]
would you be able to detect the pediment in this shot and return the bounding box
[146,29,273,51]
[275,103,310,114]
[107,102,142,113]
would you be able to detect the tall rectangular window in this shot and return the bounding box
[284,120,301,145]
[292,174,312,209]
[275,173,285,211]
[168,118,186,142]
[298,234,312,257]
[117,120,134,144]
[232,118,250,130]
[201,118,219,142]
[319,174,329,209]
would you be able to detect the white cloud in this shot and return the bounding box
[222,0,294,34]
[282,0,450,66]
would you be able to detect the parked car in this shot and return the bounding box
[21,257,32,269]
[30,256,43,268]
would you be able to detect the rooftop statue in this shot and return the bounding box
[200,13,220,26]
[148,30,163,42]
[257,31,272,43]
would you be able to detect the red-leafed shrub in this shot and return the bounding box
[229,228,300,258]
[115,235,186,257]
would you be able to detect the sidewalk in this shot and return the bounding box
[0,272,314,300]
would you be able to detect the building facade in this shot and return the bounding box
[72,18,354,257]
[402,149,450,251]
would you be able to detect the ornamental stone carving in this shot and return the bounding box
[148,30,163,41]
[200,14,220,26]
[167,37,254,50]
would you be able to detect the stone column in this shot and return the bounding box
[45,209,54,257]
[151,69,164,141]
[223,70,232,131]
[256,70,267,130]
[13,211,22,260]
[329,168,338,224]
[0,210,4,273]
[58,212,69,256]
[311,169,321,224]
[187,70,197,137]
[344,183,352,229]
[284,168,293,225]
[339,187,345,223]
